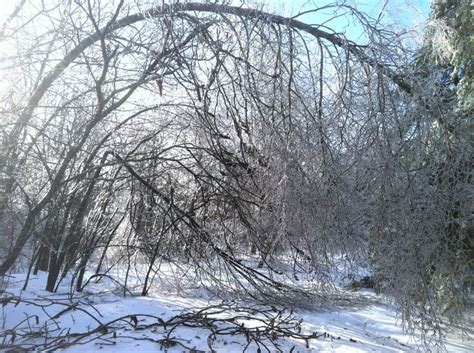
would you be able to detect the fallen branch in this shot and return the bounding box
[0,298,351,352]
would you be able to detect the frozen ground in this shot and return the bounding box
[1,271,472,352]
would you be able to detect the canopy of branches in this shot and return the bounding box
[0,0,472,343]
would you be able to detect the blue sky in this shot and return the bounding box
[0,0,432,25]
[265,0,431,43]
[0,0,432,45]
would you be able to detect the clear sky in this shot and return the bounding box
[0,0,431,27]
[0,0,431,55]
[264,0,431,43]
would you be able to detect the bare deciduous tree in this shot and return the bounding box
[0,0,471,341]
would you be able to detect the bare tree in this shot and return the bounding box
[0,0,470,340]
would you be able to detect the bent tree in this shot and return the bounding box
[0,0,471,337]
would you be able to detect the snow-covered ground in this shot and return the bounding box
[1,271,472,352]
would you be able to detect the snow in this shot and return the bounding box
[1,272,472,352]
